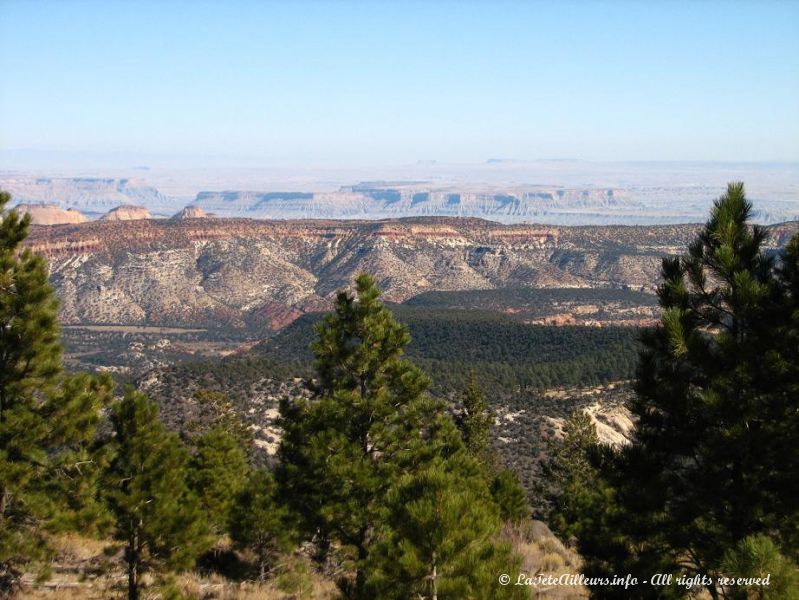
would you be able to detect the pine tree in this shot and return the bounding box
[229,469,293,581]
[490,470,529,524]
[187,427,249,536]
[720,534,799,600]
[0,192,113,594]
[277,274,488,598]
[366,457,528,600]
[35,372,116,534]
[577,183,799,597]
[188,390,253,450]
[455,374,529,524]
[773,234,799,554]
[106,389,211,600]
[536,410,600,542]
[455,372,493,461]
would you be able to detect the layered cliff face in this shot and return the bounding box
[24,217,795,331]
[192,185,631,221]
[188,183,799,224]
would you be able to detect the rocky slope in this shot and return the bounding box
[24,217,798,330]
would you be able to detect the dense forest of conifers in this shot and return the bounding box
[58,287,653,381]
[146,305,641,404]
[2,184,798,600]
[256,306,642,392]
[405,287,659,311]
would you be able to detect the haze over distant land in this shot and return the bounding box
[1,160,797,225]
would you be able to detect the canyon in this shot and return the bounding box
[25,216,798,332]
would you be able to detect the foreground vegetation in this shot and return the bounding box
[1,190,530,599]
[542,184,799,598]
[2,183,798,599]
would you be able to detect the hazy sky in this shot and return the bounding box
[1,0,798,166]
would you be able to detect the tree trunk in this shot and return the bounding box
[354,537,369,599]
[707,582,719,600]
[430,553,438,600]
[128,555,138,600]
[128,523,139,600]
[258,545,267,582]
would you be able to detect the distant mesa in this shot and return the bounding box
[15,203,88,225]
[0,176,171,215]
[101,205,151,221]
[172,205,208,219]
[192,184,627,221]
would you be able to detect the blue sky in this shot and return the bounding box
[1,0,798,166]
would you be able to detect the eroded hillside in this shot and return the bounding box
[23,216,745,330]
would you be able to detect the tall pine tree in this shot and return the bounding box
[106,389,211,600]
[229,469,293,581]
[577,183,799,598]
[0,192,113,594]
[277,274,518,599]
[187,427,249,537]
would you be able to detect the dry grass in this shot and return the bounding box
[171,557,337,600]
[19,535,337,600]
[23,523,585,599]
[501,521,590,599]
[47,533,111,560]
